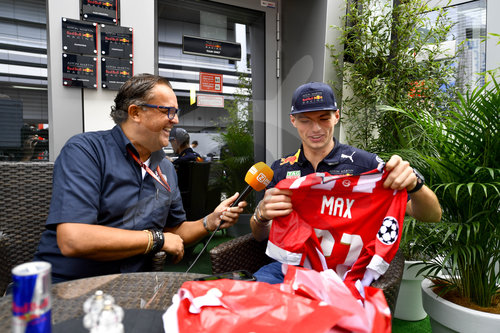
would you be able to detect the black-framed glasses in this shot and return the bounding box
[139,103,180,119]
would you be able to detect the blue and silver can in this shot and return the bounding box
[11,261,52,333]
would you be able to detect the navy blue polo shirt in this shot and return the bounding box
[34,125,186,280]
[269,138,384,188]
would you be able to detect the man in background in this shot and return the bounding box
[169,127,203,168]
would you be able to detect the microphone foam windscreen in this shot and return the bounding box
[245,162,274,191]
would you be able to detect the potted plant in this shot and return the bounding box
[328,0,457,151]
[381,74,500,331]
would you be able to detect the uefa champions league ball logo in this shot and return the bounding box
[377,217,399,245]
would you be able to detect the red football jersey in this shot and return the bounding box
[266,169,407,299]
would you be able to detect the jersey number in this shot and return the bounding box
[314,229,363,266]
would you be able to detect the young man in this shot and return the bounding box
[250,82,441,284]
[34,74,246,282]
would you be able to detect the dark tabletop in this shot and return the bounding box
[0,271,205,331]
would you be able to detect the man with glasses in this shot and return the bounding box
[34,73,246,282]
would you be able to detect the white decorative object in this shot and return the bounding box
[394,260,428,321]
[421,278,500,333]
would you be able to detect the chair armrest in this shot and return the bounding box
[209,233,273,274]
[371,249,404,314]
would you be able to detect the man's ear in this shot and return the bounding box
[128,104,141,121]
[290,114,297,128]
[333,110,340,124]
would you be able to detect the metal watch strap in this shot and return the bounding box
[202,216,211,232]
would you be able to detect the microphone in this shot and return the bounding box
[186,162,273,273]
[230,162,274,207]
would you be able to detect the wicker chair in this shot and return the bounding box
[209,233,404,314]
[0,162,54,296]
[0,161,166,296]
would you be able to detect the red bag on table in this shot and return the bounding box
[163,266,391,333]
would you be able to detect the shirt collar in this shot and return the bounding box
[323,137,342,165]
[298,137,341,166]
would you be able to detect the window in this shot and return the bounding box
[0,0,48,161]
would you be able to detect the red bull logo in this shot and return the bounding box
[280,149,301,166]
[302,94,323,103]
[12,262,52,332]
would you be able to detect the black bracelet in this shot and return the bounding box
[408,169,425,194]
[149,229,165,254]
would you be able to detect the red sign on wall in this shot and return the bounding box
[199,72,223,93]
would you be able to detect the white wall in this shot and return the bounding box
[47,0,156,159]
[83,0,157,132]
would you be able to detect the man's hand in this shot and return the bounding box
[384,155,442,222]
[163,232,184,264]
[209,192,247,230]
[259,187,294,221]
[383,155,418,191]
[250,187,293,242]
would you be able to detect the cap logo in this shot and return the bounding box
[301,91,324,105]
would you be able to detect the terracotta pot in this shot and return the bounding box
[394,260,428,321]
[421,278,500,333]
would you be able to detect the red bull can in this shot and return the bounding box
[11,261,52,333]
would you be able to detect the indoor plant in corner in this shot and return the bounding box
[383,75,500,332]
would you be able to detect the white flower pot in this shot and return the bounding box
[394,260,428,321]
[421,278,500,333]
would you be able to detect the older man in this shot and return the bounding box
[34,74,245,282]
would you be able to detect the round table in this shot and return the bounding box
[0,271,205,331]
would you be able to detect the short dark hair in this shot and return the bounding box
[110,73,172,124]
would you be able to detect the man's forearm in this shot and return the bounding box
[407,185,442,222]
[56,223,150,260]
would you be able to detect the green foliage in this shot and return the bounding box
[379,74,500,308]
[399,218,438,262]
[328,0,458,151]
[216,74,255,210]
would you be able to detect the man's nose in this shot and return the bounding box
[170,114,179,124]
